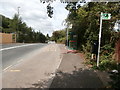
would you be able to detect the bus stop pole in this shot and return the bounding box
[97,12,103,67]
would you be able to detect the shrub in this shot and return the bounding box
[109,64,120,88]
[85,52,91,60]
[99,59,117,71]
[101,44,114,56]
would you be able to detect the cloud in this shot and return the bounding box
[0,0,69,36]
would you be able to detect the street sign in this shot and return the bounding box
[101,13,111,20]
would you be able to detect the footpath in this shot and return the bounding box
[50,44,111,88]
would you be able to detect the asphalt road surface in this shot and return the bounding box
[1,43,47,70]
[1,44,62,88]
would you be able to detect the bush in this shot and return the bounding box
[86,54,117,71]
[85,52,91,60]
[57,37,66,44]
[101,44,114,56]
[99,59,117,71]
[109,64,120,88]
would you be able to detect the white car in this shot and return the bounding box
[48,41,55,44]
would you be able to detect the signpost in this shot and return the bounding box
[97,12,111,67]
[101,13,111,20]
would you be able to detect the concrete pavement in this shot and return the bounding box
[50,45,112,88]
[50,45,104,88]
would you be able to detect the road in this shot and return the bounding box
[1,43,47,70]
[1,43,62,88]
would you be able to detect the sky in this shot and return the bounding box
[0,0,69,36]
[0,0,119,36]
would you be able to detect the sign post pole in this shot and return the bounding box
[97,12,103,67]
[97,12,111,67]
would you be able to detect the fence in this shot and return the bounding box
[115,39,120,63]
[0,33,16,44]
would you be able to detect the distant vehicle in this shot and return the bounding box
[48,41,55,44]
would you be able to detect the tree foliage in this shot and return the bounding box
[0,14,47,43]
[47,3,53,18]
[65,2,120,51]
[40,0,85,18]
[51,29,66,43]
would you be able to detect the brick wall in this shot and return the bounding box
[0,33,16,44]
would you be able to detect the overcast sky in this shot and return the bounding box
[0,0,69,36]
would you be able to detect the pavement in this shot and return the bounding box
[51,45,112,88]
[1,44,111,89]
[50,45,105,88]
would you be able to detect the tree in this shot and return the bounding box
[47,3,53,18]
[51,29,66,43]
[65,2,120,51]
[46,34,50,40]
[40,0,85,18]
[1,14,47,43]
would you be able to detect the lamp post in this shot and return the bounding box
[62,20,72,47]
[16,7,20,42]
[18,7,20,17]
[66,24,72,48]
[66,27,68,47]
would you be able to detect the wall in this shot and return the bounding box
[0,33,16,44]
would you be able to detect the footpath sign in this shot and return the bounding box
[101,13,111,20]
[97,12,111,67]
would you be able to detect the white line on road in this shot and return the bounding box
[17,59,23,63]
[0,44,38,51]
[3,65,13,71]
[3,59,24,72]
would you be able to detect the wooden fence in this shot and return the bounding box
[0,33,16,44]
[115,39,120,63]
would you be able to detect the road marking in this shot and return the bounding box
[17,59,23,63]
[0,44,37,51]
[10,70,21,72]
[3,65,13,71]
[3,59,23,72]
